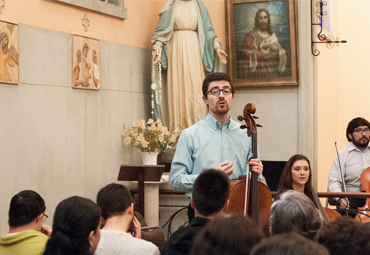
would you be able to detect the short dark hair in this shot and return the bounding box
[270,190,323,240]
[316,216,370,255]
[251,232,329,255]
[202,72,234,98]
[277,154,315,206]
[8,190,46,227]
[346,117,370,142]
[44,196,101,255]
[192,169,230,216]
[190,214,262,255]
[97,183,134,220]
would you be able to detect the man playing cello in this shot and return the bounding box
[328,117,370,216]
[170,72,263,222]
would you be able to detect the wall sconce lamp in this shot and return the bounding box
[311,0,347,56]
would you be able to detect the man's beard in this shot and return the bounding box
[215,100,230,114]
[353,135,370,148]
[259,23,268,31]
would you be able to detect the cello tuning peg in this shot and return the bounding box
[253,116,259,119]
[240,124,248,129]
[237,115,245,121]
[256,124,263,127]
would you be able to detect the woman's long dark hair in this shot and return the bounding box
[277,154,316,206]
[43,196,101,255]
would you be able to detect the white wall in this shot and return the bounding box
[317,0,370,193]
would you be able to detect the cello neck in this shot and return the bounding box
[241,103,259,227]
[249,131,259,226]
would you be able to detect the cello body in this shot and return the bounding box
[323,207,341,221]
[356,167,370,222]
[227,178,272,233]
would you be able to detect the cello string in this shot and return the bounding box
[244,164,249,216]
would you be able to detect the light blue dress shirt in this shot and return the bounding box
[170,114,252,197]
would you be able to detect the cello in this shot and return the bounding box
[226,103,272,234]
[334,142,368,221]
[355,167,370,222]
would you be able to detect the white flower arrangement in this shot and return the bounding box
[122,118,181,153]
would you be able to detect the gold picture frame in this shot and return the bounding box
[226,0,298,87]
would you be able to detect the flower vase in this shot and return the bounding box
[142,152,159,165]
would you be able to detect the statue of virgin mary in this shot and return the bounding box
[151,0,227,131]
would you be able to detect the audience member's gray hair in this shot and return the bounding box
[251,232,329,255]
[270,190,323,240]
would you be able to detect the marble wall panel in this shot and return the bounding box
[84,88,151,199]
[0,84,86,233]
[102,41,151,93]
[19,25,71,87]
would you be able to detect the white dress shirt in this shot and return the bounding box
[328,142,370,193]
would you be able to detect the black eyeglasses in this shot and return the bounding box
[353,128,370,134]
[206,87,233,96]
[43,213,48,222]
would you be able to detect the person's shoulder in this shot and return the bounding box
[161,224,194,255]
[0,230,48,254]
[131,237,160,253]
[181,119,206,135]
[229,118,247,133]
[19,229,48,239]
[341,142,356,153]
[99,230,159,252]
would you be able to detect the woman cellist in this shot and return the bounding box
[275,154,341,222]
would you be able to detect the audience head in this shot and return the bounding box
[8,190,46,231]
[190,214,262,255]
[316,216,370,255]
[97,183,134,220]
[191,169,230,217]
[202,72,234,98]
[270,190,323,240]
[277,154,315,203]
[346,117,370,142]
[43,196,101,255]
[251,232,329,255]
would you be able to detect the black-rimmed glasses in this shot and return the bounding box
[206,87,233,96]
[353,128,370,134]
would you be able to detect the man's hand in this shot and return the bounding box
[339,198,349,209]
[214,161,234,176]
[216,49,228,64]
[41,225,52,237]
[130,216,141,239]
[249,159,263,176]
